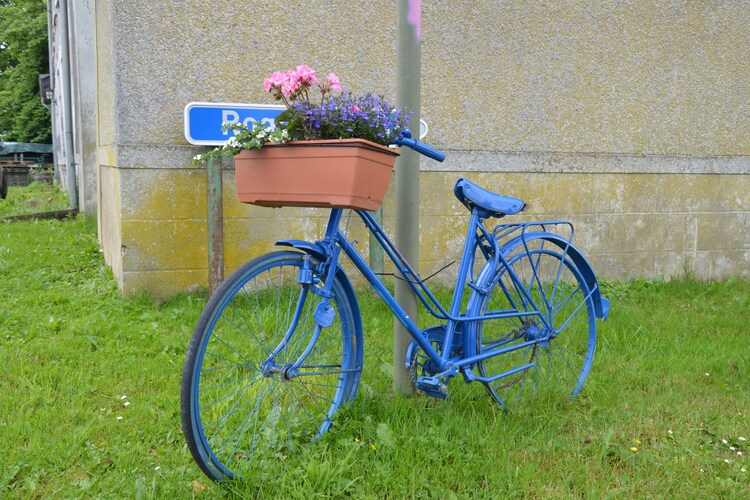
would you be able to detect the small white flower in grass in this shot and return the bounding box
[124,401,130,407]
[725,459,732,464]
[121,395,127,400]
[741,467,747,473]
[668,429,673,435]
[154,466,160,471]
[705,373,710,377]
[723,439,728,444]
[739,436,747,441]
[738,451,743,456]
[730,446,736,451]
[117,416,123,420]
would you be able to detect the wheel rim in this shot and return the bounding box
[477,248,596,411]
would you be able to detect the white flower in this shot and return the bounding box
[739,436,747,441]
[193,154,203,161]
[121,395,127,400]
[722,439,728,444]
[667,429,673,435]
[117,416,123,420]
[741,467,747,473]
[724,459,732,464]
[124,401,130,406]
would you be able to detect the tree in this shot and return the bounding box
[0,0,51,143]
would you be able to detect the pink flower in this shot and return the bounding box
[270,71,286,86]
[264,71,287,92]
[294,65,318,85]
[350,104,361,113]
[281,70,299,96]
[327,72,342,91]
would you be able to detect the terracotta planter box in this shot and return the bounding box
[234,138,399,211]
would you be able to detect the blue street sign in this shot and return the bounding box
[184,102,286,146]
[184,102,429,146]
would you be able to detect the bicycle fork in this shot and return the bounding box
[259,244,344,381]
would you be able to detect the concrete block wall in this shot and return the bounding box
[92,1,749,297]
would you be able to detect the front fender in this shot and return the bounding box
[276,239,328,262]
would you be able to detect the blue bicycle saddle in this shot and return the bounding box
[453,178,526,218]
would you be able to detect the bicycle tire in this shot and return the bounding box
[180,250,363,481]
[474,244,596,411]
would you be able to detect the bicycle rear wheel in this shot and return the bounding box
[181,251,363,481]
[475,244,596,411]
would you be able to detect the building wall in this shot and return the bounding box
[93,1,749,297]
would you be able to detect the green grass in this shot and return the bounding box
[0,180,70,217]
[1,193,748,497]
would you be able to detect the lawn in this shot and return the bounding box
[1,185,748,497]
[0,180,70,218]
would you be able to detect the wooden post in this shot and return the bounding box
[207,158,224,295]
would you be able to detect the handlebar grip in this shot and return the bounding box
[409,138,446,162]
[392,137,446,162]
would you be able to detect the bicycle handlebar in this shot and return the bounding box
[391,129,446,162]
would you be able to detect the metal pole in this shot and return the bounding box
[44,0,59,184]
[59,0,78,209]
[393,0,421,395]
[207,158,224,294]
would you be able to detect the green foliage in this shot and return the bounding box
[192,121,289,164]
[0,201,748,497]
[0,0,51,142]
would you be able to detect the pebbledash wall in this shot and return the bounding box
[94,1,749,297]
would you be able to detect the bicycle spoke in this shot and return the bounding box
[477,246,596,412]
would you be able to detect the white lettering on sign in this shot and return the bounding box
[221,110,239,135]
[221,111,277,135]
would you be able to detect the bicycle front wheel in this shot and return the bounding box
[475,245,596,411]
[181,251,363,481]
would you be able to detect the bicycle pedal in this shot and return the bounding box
[416,376,448,399]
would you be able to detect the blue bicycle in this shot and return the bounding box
[181,134,610,481]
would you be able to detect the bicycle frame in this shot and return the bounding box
[278,206,567,382]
